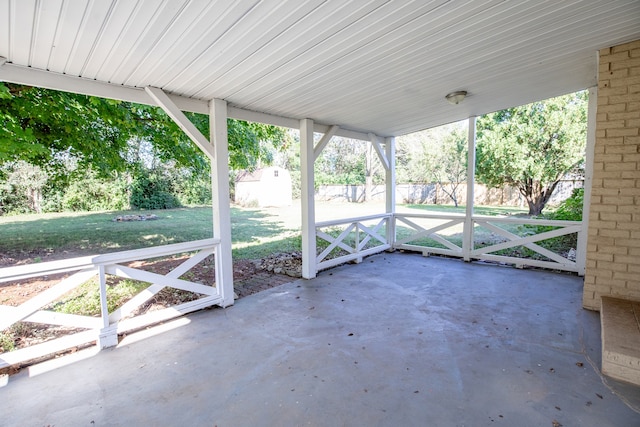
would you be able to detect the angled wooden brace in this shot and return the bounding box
[314,125,340,160]
[145,86,215,160]
[368,133,390,171]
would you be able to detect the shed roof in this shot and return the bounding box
[1,0,639,137]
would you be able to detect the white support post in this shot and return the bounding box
[300,119,317,279]
[385,137,396,247]
[97,265,117,348]
[462,117,477,262]
[576,86,597,276]
[210,99,234,306]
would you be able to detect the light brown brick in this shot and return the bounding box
[598,103,627,113]
[606,145,637,154]
[611,58,640,71]
[606,128,638,137]
[610,76,640,88]
[599,87,628,98]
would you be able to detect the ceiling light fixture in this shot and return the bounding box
[445,90,467,105]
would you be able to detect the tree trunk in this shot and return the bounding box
[522,179,560,216]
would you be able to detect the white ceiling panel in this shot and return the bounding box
[1,0,639,137]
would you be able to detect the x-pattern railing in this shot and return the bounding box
[394,213,465,257]
[392,212,582,273]
[0,238,222,369]
[315,214,391,270]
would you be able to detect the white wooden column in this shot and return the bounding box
[300,118,317,279]
[576,86,597,276]
[462,117,477,261]
[385,137,396,246]
[210,99,234,306]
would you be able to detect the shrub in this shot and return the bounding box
[129,173,180,209]
[550,188,584,221]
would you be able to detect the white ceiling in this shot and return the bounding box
[1,0,639,137]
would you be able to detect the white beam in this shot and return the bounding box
[300,118,317,279]
[145,86,214,160]
[210,99,234,307]
[0,61,381,140]
[462,117,477,262]
[314,125,339,160]
[0,61,209,114]
[368,133,390,171]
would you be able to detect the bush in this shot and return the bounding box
[129,173,180,209]
[62,172,129,212]
[550,188,584,221]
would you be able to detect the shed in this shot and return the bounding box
[235,167,292,208]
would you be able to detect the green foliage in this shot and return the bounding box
[62,170,129,212]
[129,173,181,210]
[0,83,287,213]
[396,121,468,205]
[549,188,584,221]
[314,137,382,186]
[476,91,587,215]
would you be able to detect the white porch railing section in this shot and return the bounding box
[0,238,222,369]
[394,213,465,257]
[393,213,582,273]
[315,213,391,271]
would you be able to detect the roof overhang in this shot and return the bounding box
[1,0,639,137]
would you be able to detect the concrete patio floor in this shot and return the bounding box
[2,252,640,426]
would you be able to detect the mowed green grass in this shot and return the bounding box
[0,207,301,262]
[0,203,535,265]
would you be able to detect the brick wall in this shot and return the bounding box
[583,39,640,310]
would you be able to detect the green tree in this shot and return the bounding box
[396,121,467,205]
[475,92,587,215]
[0,83,286,177]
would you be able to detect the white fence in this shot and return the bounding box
[0,238,223,369]
[315,214,392,271]
[314,212,583,274]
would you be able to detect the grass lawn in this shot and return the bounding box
[0,206,300,263]
[0,202,560,266]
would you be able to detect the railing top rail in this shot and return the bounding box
[0,238,220,283]
[471,215,581,227]
[316,213,391,228]
[394,212,466,220]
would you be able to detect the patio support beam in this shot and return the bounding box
[0,61,373,141]
[462,117,477,262]
[210,99,234,307]
[576,86,597,276]
[145,86,214,160]
[300,118,317,279]
[385,137,396,245]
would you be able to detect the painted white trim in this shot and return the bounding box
[385,137,396,245]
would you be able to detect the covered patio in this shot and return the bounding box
[1,0,640,423]
[2,252,640,425]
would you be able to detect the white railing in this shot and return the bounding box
[315,213,391,271]
[394,213,465,257]
[0,238,223,369]
[393,213,583,273]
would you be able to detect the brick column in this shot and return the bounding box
[583,39,640,310]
